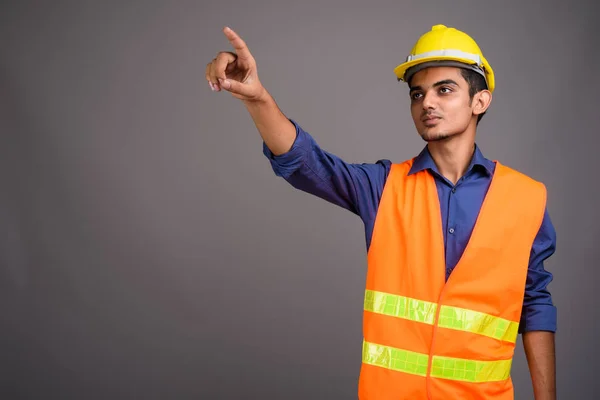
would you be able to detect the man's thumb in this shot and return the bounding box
[219,78,246,95]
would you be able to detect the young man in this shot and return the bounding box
[206,24,556,400]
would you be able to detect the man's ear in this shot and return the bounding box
[473,90,492,117]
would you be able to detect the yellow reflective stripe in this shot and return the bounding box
[438,305,519,343]
[364,290,519,343]
[431,355,512,382]
[363,341,512,383]
[362,341,428,377]
[364,290,437,325]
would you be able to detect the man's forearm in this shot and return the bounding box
[243,91,296,156]
[522,331,556,400]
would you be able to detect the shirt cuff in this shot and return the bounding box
[262,119,310,179]
[519,304,557,333]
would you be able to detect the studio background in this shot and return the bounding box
[1,1,598,398]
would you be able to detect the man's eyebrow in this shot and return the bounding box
[409,79,459,93]
[433,79,459,87]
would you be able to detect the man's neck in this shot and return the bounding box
[427,134,476,185]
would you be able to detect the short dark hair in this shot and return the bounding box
[459,68,488,124]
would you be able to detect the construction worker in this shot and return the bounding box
[206,24,556,400]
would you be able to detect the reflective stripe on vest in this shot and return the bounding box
[363,340,512,383]
[364,289,520,343]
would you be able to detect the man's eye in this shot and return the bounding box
[440,87,452,93]
[411,93,422,100]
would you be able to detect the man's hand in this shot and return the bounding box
[205,27,265,102]
[206,26,295,155]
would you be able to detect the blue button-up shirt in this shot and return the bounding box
[263,119,557,333]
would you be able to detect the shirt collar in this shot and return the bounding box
[408,144,495,176]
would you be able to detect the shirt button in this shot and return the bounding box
[451,187,456,193]
[449,228,455,234]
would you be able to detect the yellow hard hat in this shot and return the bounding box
[394,24,495,92]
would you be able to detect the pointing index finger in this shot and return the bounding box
[223,27,252,61]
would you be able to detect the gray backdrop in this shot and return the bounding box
[1,1,598,399]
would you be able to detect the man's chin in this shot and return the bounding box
[419,131,452,142]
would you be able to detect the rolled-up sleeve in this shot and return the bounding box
[262,119,311,180]
[263,119,390,224]
[519,208,558,333]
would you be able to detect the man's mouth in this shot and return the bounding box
[422,114,441,122]
[422,115,442,125]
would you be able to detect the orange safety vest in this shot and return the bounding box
[358,159,546,400]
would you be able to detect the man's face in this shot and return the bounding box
[409,66,476,142]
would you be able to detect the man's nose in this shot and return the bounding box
[422,91,436,110]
